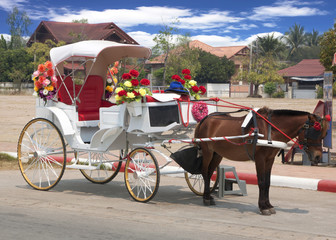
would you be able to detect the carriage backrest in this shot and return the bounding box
[57,75,74,105]
[77,75,105,121]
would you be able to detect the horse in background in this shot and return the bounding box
[194,107,329,215]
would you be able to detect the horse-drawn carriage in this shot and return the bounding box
[17,40,330,214]
[17,40,219,202]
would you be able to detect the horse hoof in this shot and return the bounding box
[268,208,276,214]
[260,209,272,216]
[203,199,216,206]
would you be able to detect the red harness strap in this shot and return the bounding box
[176,98,303,149]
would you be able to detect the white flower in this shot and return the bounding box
[43,89,49,95]
[107,78,112,84]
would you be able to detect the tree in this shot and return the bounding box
[319,22,336,73]
[306,29,321,46]
[256,33,286,59]
[195,50,235,83]
[152,20,179,85]
[164,35,201,83]
[69,19,89,43]
[6,6,31,49]
[0,35,8,50]
[283,23,306,61]
[26,39,66,68]
[0,48,34,85]
[235,55,283,96]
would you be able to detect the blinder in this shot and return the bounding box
[300,116,323,149]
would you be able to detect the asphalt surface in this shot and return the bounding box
[1,170,336,240]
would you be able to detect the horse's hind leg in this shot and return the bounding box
[202,151,222,206]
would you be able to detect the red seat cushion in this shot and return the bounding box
[77,75,115,121]
[57,76,74,105]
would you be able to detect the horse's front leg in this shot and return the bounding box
[255,156,275,215]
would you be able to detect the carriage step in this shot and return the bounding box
[66,164,98,170]
[218,165,247,197]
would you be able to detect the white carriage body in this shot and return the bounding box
[35,40,218,153]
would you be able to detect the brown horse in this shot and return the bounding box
[194,107,329,215]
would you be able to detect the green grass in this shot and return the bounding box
[0,153,17,162]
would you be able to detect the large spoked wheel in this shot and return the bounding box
[17,118,66,191]
[184,166,219,196]
[79,150,122,184]
[124,148,160,203]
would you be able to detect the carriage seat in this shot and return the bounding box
[77,75,114,121]
[57,75,75,105]
[56,75,114,121]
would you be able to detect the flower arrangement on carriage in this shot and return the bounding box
[171,69,206,100]
[32,61,57,104]
[114,69,152,105]
[105,61,119,99]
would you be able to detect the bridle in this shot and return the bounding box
[297,115,323,151]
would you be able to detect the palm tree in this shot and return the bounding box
[255,33,286,59]
[306,29,321,46]
[283,23,306,60]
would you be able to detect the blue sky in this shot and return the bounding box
[0,0,335,47]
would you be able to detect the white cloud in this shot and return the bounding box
[46,6,245,32]
[49,6,190,29]
[192,31,283,47]
[0,33,11,41]
[191,35,244,47]
[263,22,277,28]
[249,0,328,20]
[0,0,27,11]
[127,31,156,47]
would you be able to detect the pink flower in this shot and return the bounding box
[43,79,51,87]
[33,71,40,77]
[191,101,208,122]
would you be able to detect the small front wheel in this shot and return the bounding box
[184,166,219,196]
[17,118,66,190]
[124,148,160,202]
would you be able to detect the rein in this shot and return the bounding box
[176,97,304,149]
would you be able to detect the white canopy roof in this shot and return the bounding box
[50,40,151,66]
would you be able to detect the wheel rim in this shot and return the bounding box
[18,118,66,190]
[79,151,122,184]
[124,148,160,202]
[184,167,219,196]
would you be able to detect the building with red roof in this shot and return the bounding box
[27,21,138,46]
[278,59,326,98]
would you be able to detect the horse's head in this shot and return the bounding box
[298,114,330,164]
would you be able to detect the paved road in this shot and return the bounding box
[1,170,336,240]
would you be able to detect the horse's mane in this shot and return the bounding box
[271,109,310,117]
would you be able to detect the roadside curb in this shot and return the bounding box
[4,151,336,193]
